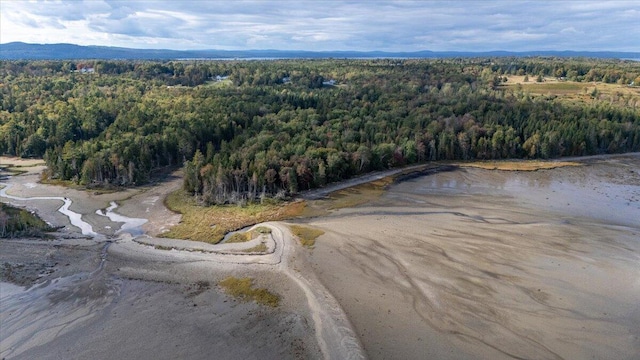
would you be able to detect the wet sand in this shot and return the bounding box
[2,154,639,359]
[0,163,329,360]
[0,240,320,360]
[307,154,640,359]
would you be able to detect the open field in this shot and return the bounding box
[203,79,234,88]
[502,76,640,106]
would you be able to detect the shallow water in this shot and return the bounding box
[1,180,150,238]
[396,165,640,228]
[310,155,640,360]
[96,201,148,236]
[0,182,97,236]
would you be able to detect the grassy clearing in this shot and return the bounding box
[218,277,279,307]
[289,225,325,248]
[519,82,584,94]
[504,79,640,107]
[459,160,581,171]
[161,189,304,244]
[203,79,233,88]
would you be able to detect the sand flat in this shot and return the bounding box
[2,154,639,359]
[308,154,640,360]
[0,167,326,359]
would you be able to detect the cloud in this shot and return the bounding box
[1,0,638,52]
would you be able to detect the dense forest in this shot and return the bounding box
[1,58,639,204]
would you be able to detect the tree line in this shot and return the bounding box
[0,58,638,205]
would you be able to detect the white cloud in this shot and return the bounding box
[560,27,581,34]
[0,0,638,51]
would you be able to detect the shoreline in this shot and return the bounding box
[0,159,362,359]
[2,152,639,359]
[305,153,640,359]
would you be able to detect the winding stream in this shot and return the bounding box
[96,201,147,236]
[0,182,148,238]
[0,182,98,236]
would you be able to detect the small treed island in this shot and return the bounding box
[2,58,639,206]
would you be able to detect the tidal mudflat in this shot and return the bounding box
[307,153,640,360]
[1,154,639,360]
[0,162,329,360]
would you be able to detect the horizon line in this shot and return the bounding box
[2,42,639,55]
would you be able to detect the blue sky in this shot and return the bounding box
[1,0,638,52]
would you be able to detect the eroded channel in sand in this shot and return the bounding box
[0,169,363,359]
[0,182,98,236]
[307,154,640,360]
[96,201,147,236]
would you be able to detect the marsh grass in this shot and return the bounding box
[0,167,28,176]
[460,160,581,171]
[218,277,279,307]
[242,242,268,253]
[39,173,123,194]
[254,226,272,234]
[226,232,253,243]
[289,225,325,248]
[161,189,304,243]
[326,177,393,210]
[227,226,273,244]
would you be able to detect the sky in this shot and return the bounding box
[1,0,638,52]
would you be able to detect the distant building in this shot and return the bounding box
[282,76,291,84]
[322,79,336,86]
[74,66,95,74]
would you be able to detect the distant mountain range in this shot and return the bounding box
[1,42,639,60]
